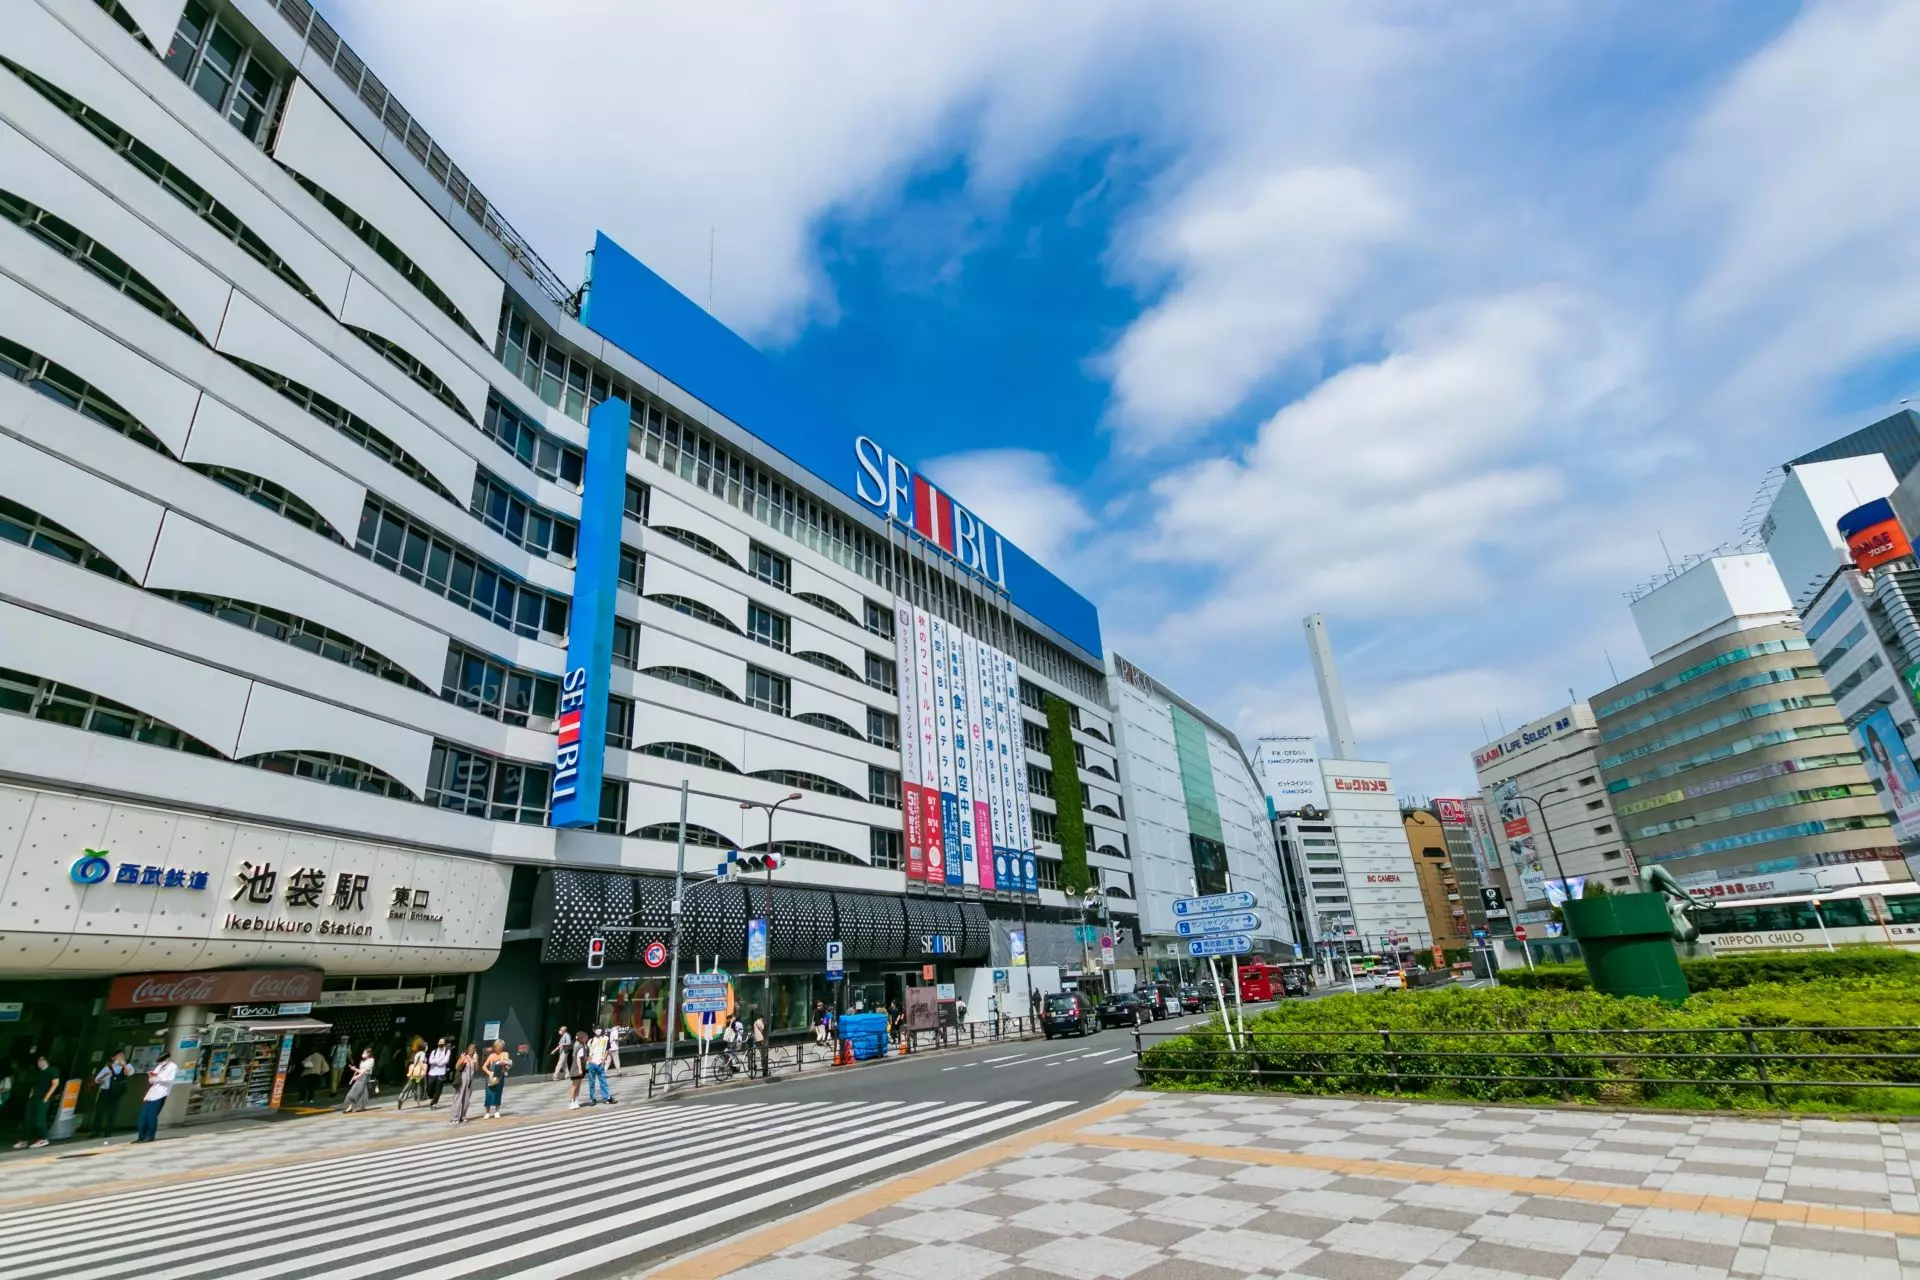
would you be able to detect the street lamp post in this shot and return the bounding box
[739,792,802,1072]
[1516,786,1573,903]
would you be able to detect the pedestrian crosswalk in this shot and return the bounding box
[0,1096,1072,1280]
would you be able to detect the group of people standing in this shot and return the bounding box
[4,1047,180,1148]
[336,1038,514,1123]
[549,1026,621,1108]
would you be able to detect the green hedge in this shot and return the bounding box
[1137,977,1920,1112]
[1499,947,1920,993]
[1044,694,1089,895]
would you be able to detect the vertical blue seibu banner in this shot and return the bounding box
[550,397,630,827]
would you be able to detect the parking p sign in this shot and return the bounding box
[826,940,844,979]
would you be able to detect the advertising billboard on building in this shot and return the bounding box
[895,601,928,880]
[1490,777,1551,904]
[951,630,979,889]
[1838,498,1913,572]
[1433,798,1469,826]
[1253,736,1327,813]
[1853,704,1920,841]
[912,609,946,883]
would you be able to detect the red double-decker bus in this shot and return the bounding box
[1238,961,1313,1002]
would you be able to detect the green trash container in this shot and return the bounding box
[1562,893,1689,1004]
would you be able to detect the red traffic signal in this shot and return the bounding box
[587,936,606,970]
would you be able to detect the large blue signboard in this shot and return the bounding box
[580,233,1103,659]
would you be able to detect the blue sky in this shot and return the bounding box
[332,1,1920,797]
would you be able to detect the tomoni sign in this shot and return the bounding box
[855,437,1007,590]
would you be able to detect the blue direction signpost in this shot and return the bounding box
[1174,912,1262,938]
[1171,891,1256,918]
[1186,934,1254,957]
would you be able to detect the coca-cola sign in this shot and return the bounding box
[108,969,323,1010]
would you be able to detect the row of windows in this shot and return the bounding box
[1830,654,1885,702]
[191,463,341,540]
[1630,784,1877,841]
[356,496,569,641]
[1,188,204,341]
[1605,722,1855,794]
[1645,814,1892,865]
[150,0,283,145]
[170,592,425,690]
[345,324,472,423]
[1600,695,1837,768]
[0,495,132,581]
[1693,893,1920,934]
[1594,639,1812,717]
[442,641,557,726]
[1,663,216,755]
[1598,666,1824,741]
[1804,594,1855,646]
[481,391,583,490]
[619,547,645,591]
[616,814,903,871]
[471,470,576,562]
[0,335,167,452]
[1819,621,1869,672]
[250,748,409,799]
[233,357,454,499]
[282,169,480,342]
[425,742,551,825]
[0,57,321,306]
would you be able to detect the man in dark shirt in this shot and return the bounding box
[11,1053,58,1149]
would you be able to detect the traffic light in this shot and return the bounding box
[587,936,606,970]
[721,848,783,878]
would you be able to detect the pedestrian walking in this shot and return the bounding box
[812,1001,828,1047]
[297,1049,330,1105]
[584,1028,615,1104]
[481,1040,511,1118]
[397,1041,428,1109]
[12,1053,58,1149]
[565,1032,586,1108]
[133,1050,177,1144]
[448,1044,477,1124]
[87,1050,128,1138]
[606,1026,623,1075]
[549,1026,572,1081]
[426,1039,451,1108]
[340,1048,375,1113]
[750,1011,767,1077]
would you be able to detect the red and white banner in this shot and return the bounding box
[913,608,945,881]
[894,600,926,881]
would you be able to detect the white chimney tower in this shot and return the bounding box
[1304,612,1359,759]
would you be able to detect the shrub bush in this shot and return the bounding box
[1136,975,1920,1112]
[1496,947,1920,993]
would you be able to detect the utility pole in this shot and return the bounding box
[664,781,689,1065]
[1519,788,1573,903]
[739,792,801,1069]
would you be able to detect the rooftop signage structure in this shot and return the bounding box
[579,233,1103,659]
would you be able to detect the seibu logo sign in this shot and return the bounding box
[1330,777,1389,793]
[108,968,323,1010]
[855,438,1007,589]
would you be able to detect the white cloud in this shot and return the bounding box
[920,448,1093,567]
[1099,166,1406,451]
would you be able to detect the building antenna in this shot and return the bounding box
[1657,531,1676,570]
[1603,647,1620,684]
[1495,706,1506,734]
[707,225,715,313]
[1479,716,1491,742]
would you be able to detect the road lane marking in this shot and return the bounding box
[981,1055,1024,1064]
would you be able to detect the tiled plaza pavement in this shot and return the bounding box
[668,1093,1920,1280]
[0,1072,589,1202]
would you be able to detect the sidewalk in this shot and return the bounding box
[0,1071,603,1203]
[654,1092,1920,1280]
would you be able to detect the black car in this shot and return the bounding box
[1098,993,1152,1028]
[1145,983,1177,1018]
[1177,986,1211,1013]
[1040,992,1098,1038]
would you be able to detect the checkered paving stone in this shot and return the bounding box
[704,1094,1919,1280]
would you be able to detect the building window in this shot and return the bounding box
[481,392,583,489]
[441,642,559,725]
[424,743,552,824]
[794,712,863,739]
[796,592,858,625]
[652,594,743,636]
[796,651,859,680]
[746,668,789,717]
[0,664,217,756]
[471,471,577,562]
[345,325,474,423]
[596,779,627,835]
[747,604,790,653]
[866,708,899,749]
[1019,680,1046,712]
[1027,764,1054,798]
[356,497,569,641]
[188,465,342,541]
[1023,721,1049,753]
[748,543,789,590]
[235,359,453,498]
[644,666,741,702]
[633,822,733,849]
[1579,775,1596,786]
[3,495,133,581]
[2,189,205,341]
[1032,807,1058,843]
[613,619,639,670]
[637,741,740,773]
[869,765,901,807]
[1,336,165,453]
[870,828,903,870]
[1034,858,1060,891]
[618,547,644,591]
[245,750,411,799]
[653,525,744,573]
[606,695,634,750]
[153,1,284,142]
[864,601,894,639]
[864,654,897,694]
[1593,823,1613,835]
[1586,799,1605,810]
[750,768,860,801]
[162,592,428,691]
[625,478,651,521]
[1602,849,1623,860]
